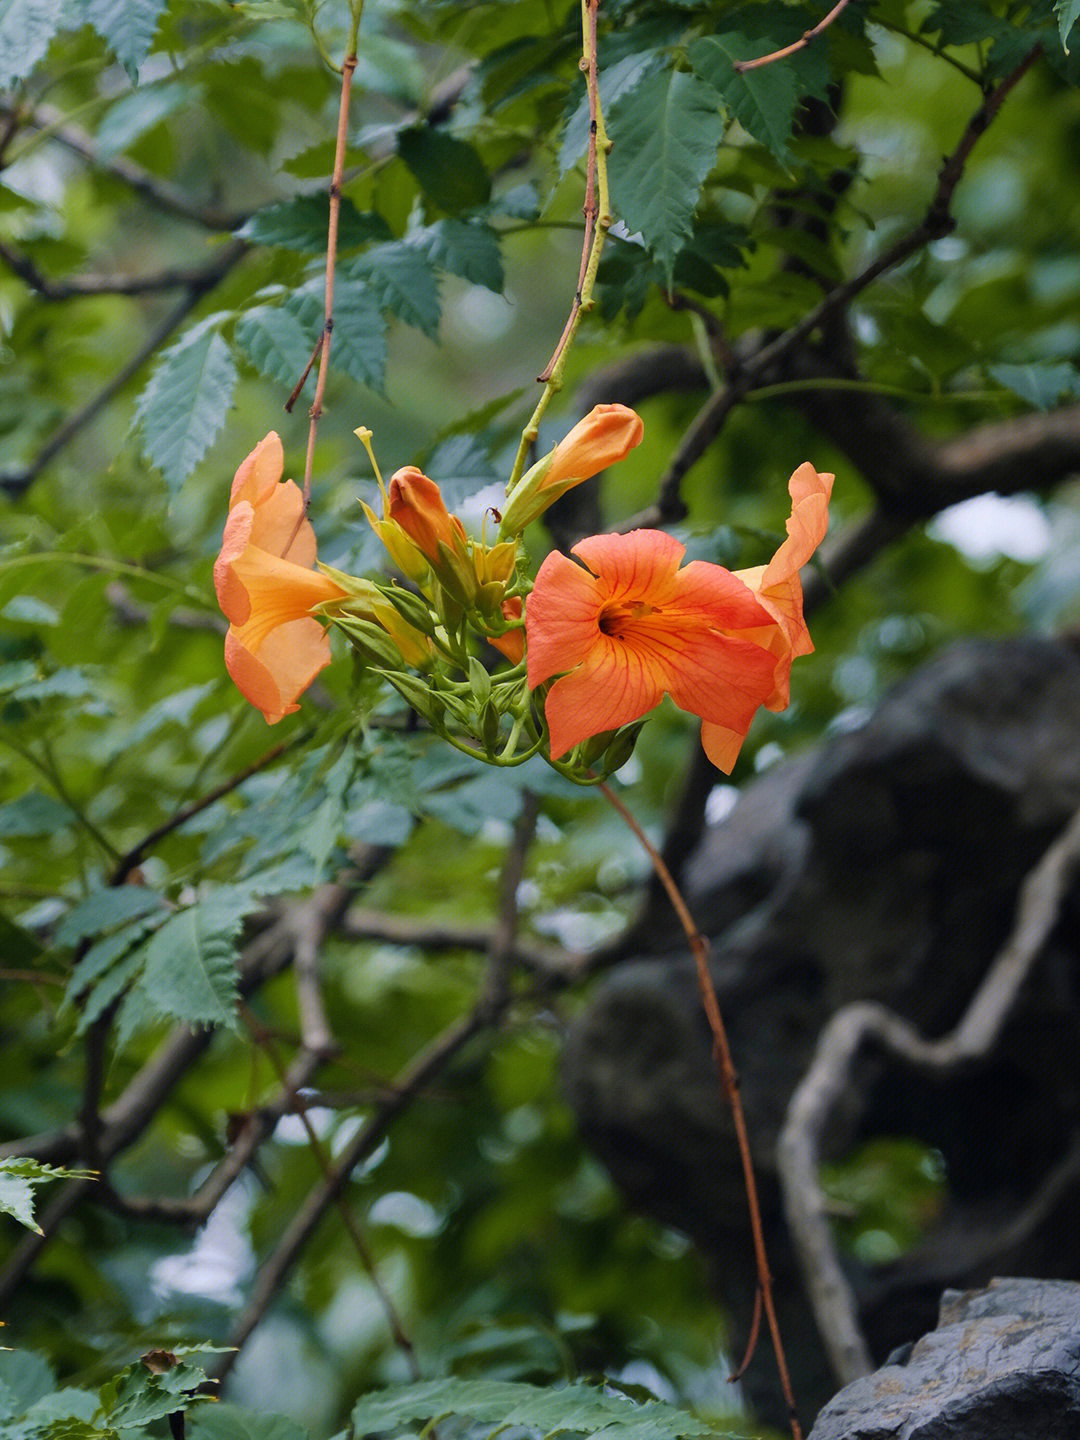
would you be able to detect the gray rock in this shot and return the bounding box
[808,1277,1080,1440]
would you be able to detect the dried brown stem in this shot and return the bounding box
[733,0,854,73]
[285,332,324,413]
[598,781,803,1440]
[302,51,357,506]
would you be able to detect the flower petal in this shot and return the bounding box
[525,549,606,687]
[229,431,284,508]
[571,529,684,605]
[700,719,751,775]
[752,463,833,655]
[228,547,348,652]
[225,617,332,725]
[214,502,257,626]
[672,559,775,631]
[543,632,667,758]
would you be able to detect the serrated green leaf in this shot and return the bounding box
[55,886,168,949]
[349,1378,724,1440]
[136,890,245,1030]
[300,749,354,873]
[75,946,149,1033]
[559,51,665,177]
[414,220,504,292]
[235,306,313,387]
[0,1160,96,1234]
[190,1404,308,1440]
[687,34,798,165]
[608,69,722,284]
[0,0,63,91]
[0,1350,56,1414]
[331,287,388,392]
[23,1386,99,1430]
[397,127,491,214]
[989,361,1080,410]
[1057,0,1080,50]
[0,1171,39,1232]
[343,243,441,338]
[65,913,164,1011]
[236,197,391,253]
[285,282,387,393]
[102,1359,212,1430]
[80,0,170,82]
[135,327,237,493]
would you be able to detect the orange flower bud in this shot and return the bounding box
[387,467,468,564]
[499,404,644,536]
[542,403,645,489]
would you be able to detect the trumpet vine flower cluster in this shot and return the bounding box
[215,407,832,778]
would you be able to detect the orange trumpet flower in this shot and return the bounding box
[525,465,832,772]
[214,432,347,724]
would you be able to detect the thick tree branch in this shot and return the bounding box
[777,800,1080,1386]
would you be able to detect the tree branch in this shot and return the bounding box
[646,46,1042,526]
[214,796,541,1381]
[0,100,246,231]
[0,238,249,298]
[0,239,248,499]
[777,799,1080,1387]
[0,851,388,1306]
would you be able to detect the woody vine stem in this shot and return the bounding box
[598,783,803,1440]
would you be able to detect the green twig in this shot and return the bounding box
[507,0,612,490]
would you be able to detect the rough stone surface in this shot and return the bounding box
[563,635,1080,1424]
[808,1277,1080,1440]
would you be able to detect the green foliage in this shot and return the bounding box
[349,1378,731,1440]
[79,0,171,81]
[0,0,63,91]
[134,325,238,494]
[0,1160,97,1234]
[607,70,722,284]
[687,36,800,164]
[0,1346,225,1439]
[396,129,492,215]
